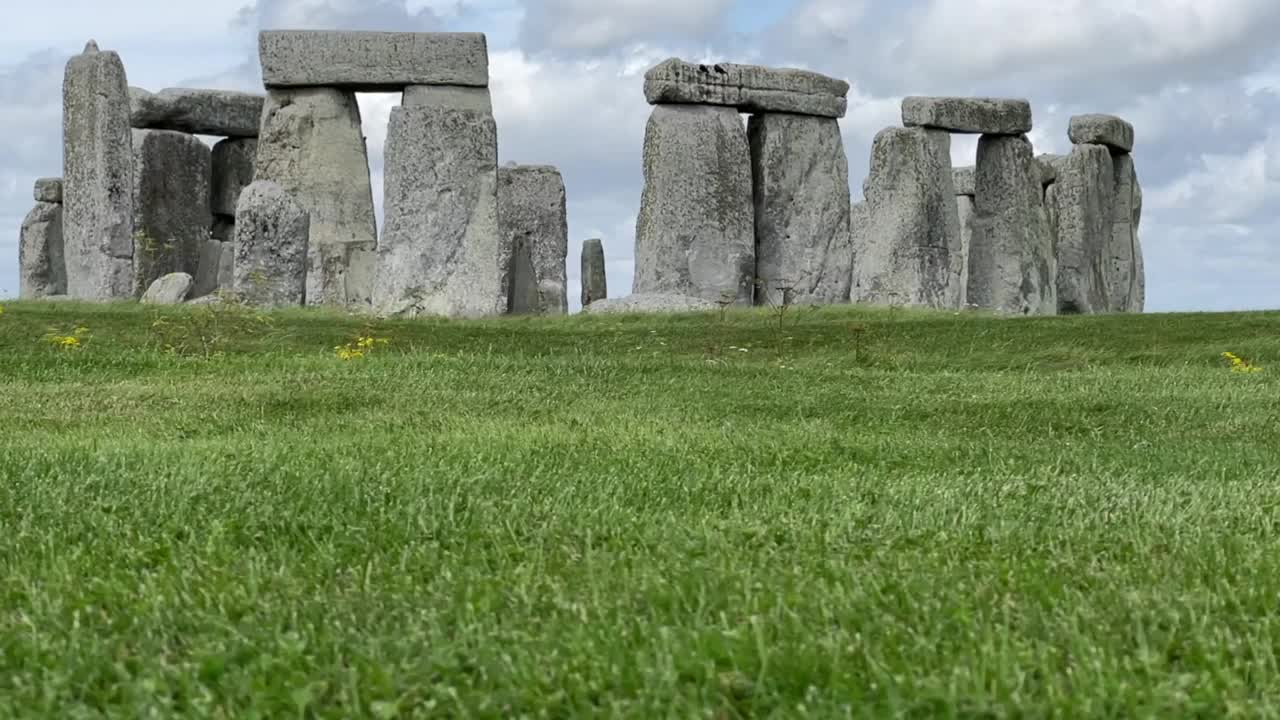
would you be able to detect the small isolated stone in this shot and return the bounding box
[902,96,1032,135]
[233,181,310,308]
[582,293,719,315]
[644,58,849,118]
[581,238,608,307]
[19,202,66,298]
[498,164,569,315]
[34,178,63,204]
[259,31,490,90]
[953,166,975,196]
[129,87,265,138]
[142,272,194,304]
[1068,114,1134,153]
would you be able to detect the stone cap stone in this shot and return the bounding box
[952,166,975,196]
[902,96,1032,135]
[260,31,489,90]
[1068,114,1134,152]
[130,87,265,138]
[644,58,849,118]
[34,177,63,203]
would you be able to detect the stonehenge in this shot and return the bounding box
[21,35,1148,321]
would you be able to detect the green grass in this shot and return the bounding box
[1,298,1279,718]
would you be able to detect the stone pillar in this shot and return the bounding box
[581,238,607,307]
[1051,145,1112,314]
[952,167,975,308]
[1108,154,1140,312]
[748,113,853,306]
[20,179,66,298]
[233,181,309,307]
[62,41,134,299]
[131,129,212,298]
[969,134,1056,315]
[373,85,503,318]
[633,104,755,305]
[256,88,378,309]
[851,126,963,308]
[195,138,256,298]
[498,164,569,315]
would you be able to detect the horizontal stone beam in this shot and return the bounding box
[34,178,63,204]
[130,88,265,138]
[902,96,1032,135]
[644,58,848,118]
[259,31,489,90]
[1068,114,1134,153]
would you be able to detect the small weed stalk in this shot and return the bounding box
[44,324,90,352]
[848,323,869,365]
[149,297,273,358]
[335,331,390,361]
[716,290,737,323]
[1222,351,1263,374]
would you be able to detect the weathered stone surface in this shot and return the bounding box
[402,84,492,112]
[498,165,568,315]
[968,134,1056,316]
[850,127,963,308]
[62,40,135,299]
[583,293,718,314]
[902,96,1032,135]
[34,178,63,204]
[1052,143,1114,314]
[373,95,502,318]
[1131,177,1145,312]
[644,58,848,118]
[953,166,975,196]
[1069,114,1135,153]
[259,31,489,90]
[1107,153,1142,312]
[634,105,755,305]
[129,87,264,138]
[956,195,973,306]
[19,202,66,298]
[233,181,309,307]
[211,138,257,217]
[749,113,853,306]
[192,237,226,299]
[141,272,193,304]
[581,238,608,307]
[210,216,235,242]
[131,129,213,298]
[1036,154,1063,186]
[256,88,378,308]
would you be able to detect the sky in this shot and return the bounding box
[3,0,1279,312]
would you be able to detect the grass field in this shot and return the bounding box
[1,298,1279,718]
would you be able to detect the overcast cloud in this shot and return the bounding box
[2,0,1277,311]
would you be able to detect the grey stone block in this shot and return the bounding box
[373,98,503,318]
[953,166,975,196]
[34,178,63,204]
[192,237,225,299]
[1036,154,1064,186]
[1107,153,1141,312]
[141,272,194,304]
[131,129,213,298]
[498,165,569,315]
[633,105,755,305]
[583,293,719,314]
[256,88,378,308]
[644,58,848,118]
[211,138,257,217]
[129,87,264,138]
[749,112,853,306]
[1069,114,1134,152]
[1052,143,1114,315]
[956,194,973,306]
[902,96,1032,135]
[259,31,489,90]
[402,85,492,112]
[850,126,964,309]
[62,40,135,299]
[233,181,309,307]
[580,238,607,307]
[19,202,66,299]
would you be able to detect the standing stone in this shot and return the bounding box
[1108,153,1142,312]
[581,238,607,307]
[1131,177,1145,312]
[373,86,502,318]
[211,138,258,217]
[851,126,963,308]
[19,202,66,298]
[192,236,226,299]
[1052,144,1114,314]
[749,112,853,306]
[498,165,569,315]
[62,41,135,299]
[955,195,974,307]
[256,88,378,308]
[969,134,1055,316]
[131,129,213,297]
[634,105,755,305]
[141,272,194,304]
[233,181,309,307]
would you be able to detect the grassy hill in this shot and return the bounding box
[1,298,1278,717]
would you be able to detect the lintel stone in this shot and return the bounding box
[130,87,265,138]
[644,58,848,118]
[259,31,489,90]
[1068,114,1135,153]
[902,96,1032,135]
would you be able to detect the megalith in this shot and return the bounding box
[131,129,212,297]
[373,85,503,318]
[902,97,1032,135]
[1108,154,1141,312]
[749,112,853,306]
[259,31,489,90]
[20,181,66,298]
[256,87,378,309]
[129,88,264,138]
[141,272,194,305]
[1051,144,1114,315]
[953,167,976,307]
[633,104,755,305]
[62,40,135,299]
[498,164,569,315]
[851,126,963,308]
[581,238,608,307]
[233,181,309,307]
[211,138,258,217]
[1068,114,1134,153]
[644,59,849,118]
[968,134,1056,315]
